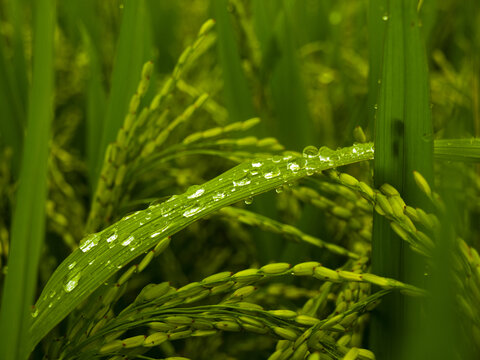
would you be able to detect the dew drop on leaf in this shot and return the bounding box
[183,206,203,217]
[31,307,39,318]
[244,197,253,205]
[287,162,300,172]
[302,146,318,158]
[106,230,118,244]
[213,192,226,201]
[187,185,205,199]
[122,235,135,246]
[79,233,99,253]
[271,155,282,163]
[233,176,251,186]
[64,272,81,293]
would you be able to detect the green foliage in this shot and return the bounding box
[0,1,479,360]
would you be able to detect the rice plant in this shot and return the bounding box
[0,1,479,359]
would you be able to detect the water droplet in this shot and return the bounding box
[49,290,56,298]
[382,13,389,21]
[187,185,205,199]
[272,155,282,163]
[64,272,81,293]
[251,161,264,168]
[31,307,38,318]
[374,104,378,110]
[302,146,318,158]
[233,176,251,186]
[106,231,118,243]
[151,225,169,238]
[68,261,77,270]
[287,161,301,172]
[213,192,226,201]
[122,236,134,246]
[183,207,203,217]
[264,168,281,179]
[79,233,99,253]
[377,79,382,84]
[275,187,284,194]
[244,197,253,205]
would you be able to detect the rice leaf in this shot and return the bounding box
[0,1,56,359]
[29,143,374,354]
[94,0,152,187]
[434,138,480,161]
[210,0,255,123]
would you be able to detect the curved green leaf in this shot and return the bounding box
[28,143,374,353]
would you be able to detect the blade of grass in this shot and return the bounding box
[29,142,374,353]
[371,0,435,358]
[367,0,387,132]
[210,0,255,123]
[434,138,480,161]
[402,1,435,358]
[0,0,56,359]
[370,1,407,358]
[94,0,152,187]
[81,28,107,187]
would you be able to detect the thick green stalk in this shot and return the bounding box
[370,2,406,358]
[0,0,56,359]
[371,0,434,358]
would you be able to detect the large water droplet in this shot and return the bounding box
[31,307,39,318]
[151,225,170,238]
[64,272,81,293]
[187,185,205,199]
[287,161,301,172]
[213,192,226,201]
[271,155,282,163]
[79,233,100,253]
[106,231,118,244]
[264,168,281,179]
[122,235,135,246]
[233,176,251,186]
[251,161,264,168]
[183,207,203,217]
[302,146,319,158]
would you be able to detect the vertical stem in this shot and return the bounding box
[371,0,434,358]
[0,0,55,359]
[371,1,406,358]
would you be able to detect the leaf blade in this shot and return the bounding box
[29,143,374,352]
